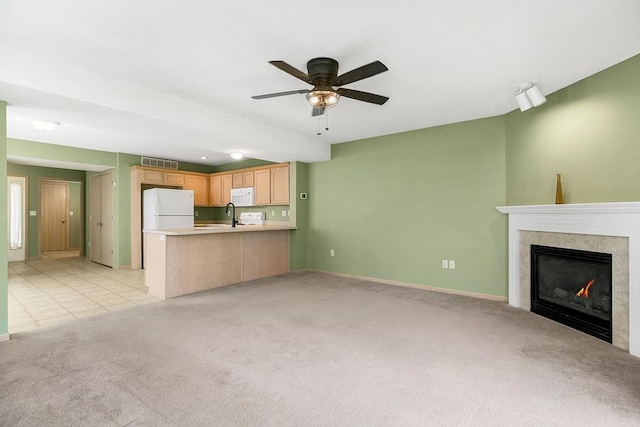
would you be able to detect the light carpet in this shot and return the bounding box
[1,271,639,426]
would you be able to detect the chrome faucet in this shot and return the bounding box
[225,202,237,227]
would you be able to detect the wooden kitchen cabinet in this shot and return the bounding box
[232,172,243,188]
[209,173,233,206]
[164,172,185,186]
[209,175,222,207]
[184,174,209,206]
[254,169,271,205]
[232,170,255,188]
[222,175,232,205]
[253,165,289,205]
[270,166,289,204]
[137,167,185,186]
[243,171,254,187]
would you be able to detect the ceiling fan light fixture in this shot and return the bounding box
[306,90,340,109]
[30,120,61,131]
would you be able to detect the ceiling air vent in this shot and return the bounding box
[141,157,179,170]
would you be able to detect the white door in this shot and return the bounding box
[90,172,113,267]
[8,176,27,262]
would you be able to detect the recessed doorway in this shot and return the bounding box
[39,179,83,257]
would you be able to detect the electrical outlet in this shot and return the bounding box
[195,210,199,217]
[449,260,456,269]
[271,210,275,216]
[282,210,287,216]
[442,259,448,268]
[287,210,290,216]
[330,249,335,257]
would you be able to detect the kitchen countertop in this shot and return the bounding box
[143,223,296,236]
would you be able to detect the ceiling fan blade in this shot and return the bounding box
[312,107,325,117]
[334,61,388,86]
[252,89,309,100]
[269,61,313,84]
[337,88,389,105]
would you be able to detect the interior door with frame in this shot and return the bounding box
[90,171,113,267]
[40,180,69,252]
[8,176,27,261]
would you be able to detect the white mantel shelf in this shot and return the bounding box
[496,202,640,358]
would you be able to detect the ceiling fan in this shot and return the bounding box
[251,57,389,116]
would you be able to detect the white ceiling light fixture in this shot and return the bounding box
[30,120,61,131]
[230,152,243,160]
[305,88,340,109]
[515,91,533,112]
[516,83,547,112]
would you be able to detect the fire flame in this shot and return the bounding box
[576,278,596,298]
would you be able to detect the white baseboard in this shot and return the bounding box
[298,269,508,302]
[0,333,10,343]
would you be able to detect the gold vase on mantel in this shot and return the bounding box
[555,173,565,204]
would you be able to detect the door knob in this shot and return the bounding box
[62,219,67,223]
[97,222,103,226]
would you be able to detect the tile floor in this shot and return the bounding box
[8,252,157,333]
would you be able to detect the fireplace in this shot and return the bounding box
[531,244,612,343]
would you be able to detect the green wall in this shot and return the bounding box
[7,164,86,259]
[307,117,508,297]
[289,161,309,270]
[1,101,8,336]
[506,54,640,204]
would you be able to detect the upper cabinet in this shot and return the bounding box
[209,175,222,207]
[139,168,185,186]
[253,165,289,205]
[243,171,255,188]
[133,163,289,208]
[254,169,271,205]
[209,173,233,207]
[222,175,232,206]
[183,174,210,207]
[270,165,289,205]
[233,171,255,188]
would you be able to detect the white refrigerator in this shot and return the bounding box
[143,188,194,230]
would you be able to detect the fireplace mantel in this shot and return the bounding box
[496,202,640,358]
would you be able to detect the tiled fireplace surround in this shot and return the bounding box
[497,203,640,358]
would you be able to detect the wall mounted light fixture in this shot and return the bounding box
[516,83,547,112]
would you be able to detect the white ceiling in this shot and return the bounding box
[1,1,639,168]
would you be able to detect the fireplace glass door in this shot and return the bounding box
[531,245,612,342]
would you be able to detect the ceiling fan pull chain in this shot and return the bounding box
[325,113,329,131]
[317,117,322,136]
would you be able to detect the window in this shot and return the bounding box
[10,180,23,249]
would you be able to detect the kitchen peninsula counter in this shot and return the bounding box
[144,224,295,299]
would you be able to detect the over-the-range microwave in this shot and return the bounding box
[230,187,255,207]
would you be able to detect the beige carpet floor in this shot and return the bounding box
[1,271,639,426]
